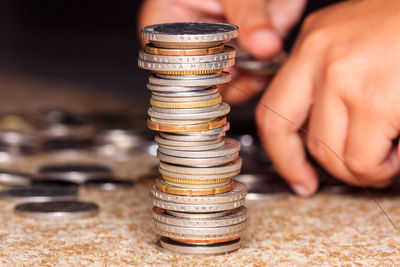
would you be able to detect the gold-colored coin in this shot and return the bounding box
[155,178,233,196]
[154,69,222,75]
[145,44,225,56]
[147,117,226,133]
[150,96,222,109]
[162,175,231,185]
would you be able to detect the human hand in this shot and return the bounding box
[256,0,400,196]
[139,0,306,104]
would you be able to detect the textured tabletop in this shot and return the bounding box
[0,75,399,266]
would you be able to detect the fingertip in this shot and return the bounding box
[247,29,282,59]
[289,164,319,197]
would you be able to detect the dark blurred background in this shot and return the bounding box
[0,0,339,100]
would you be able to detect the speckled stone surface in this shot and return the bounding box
[0,75,399,266]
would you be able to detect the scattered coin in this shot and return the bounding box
[84,177,134,190]
[14,200,99,220]
[0,186,77,203]
[0,170,33,187]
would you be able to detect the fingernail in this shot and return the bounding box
[291,184,312,197]
[249,29,281,58]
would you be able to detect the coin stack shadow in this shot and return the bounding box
[138,22,248,255]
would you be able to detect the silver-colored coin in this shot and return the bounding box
[147,83,210,92]
[157,151,239,167]
[149,117,214,125]
[14,200,99,220]
[150,181,246,204]
[151,104,220,114]
[159,158,242,175]
[164,179,231,189]
[150,197,245,213]
[236,51,286,75]
[139,46,235,63]
[0,186,77,203]
[166,210,232,218]
[148,103,230,120]
[159,122,229,141]
[155,135,223,147]
[149,72,231,87]
[156,237,241,255]
[159,168,240,180]
[157,139,224,151]
[83,178,134,190]
[0,170,33,187]
[154,227,243,241]
[150,86,218,97]
[153,207,247,228]
[138,58,234,72]
[154,219,246,236]
[158,138,240,158]
[141,22,239,44]
[39,163,111,184]
[151,91,220,102]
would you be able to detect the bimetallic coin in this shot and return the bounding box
[148,72,231,87]
[160,169,240,180]
[155,135,223,147]
[0,186,77,203]
[150,95,222,109]
[148,103,229,120]
[148,117,226,133]
[0,170,33,187]
[160,158,241,175]
[145,43,225,56]
[166,210,232,219]
[156,237,241,255]
[153,207,247,228]
[159,138,240,158]
[164,179,231,189]
[157,151,239,167]
[14,200,99,220]
[139,46,235,63]
[151,181,246,204]
[141,22,239,47]
[155,178,233,196]
[39,164,111,184]
[138,58,234,74]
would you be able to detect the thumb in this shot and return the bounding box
[220,0,282,59]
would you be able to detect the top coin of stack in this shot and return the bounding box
[139,22,247,255]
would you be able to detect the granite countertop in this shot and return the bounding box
[0,75,399,266]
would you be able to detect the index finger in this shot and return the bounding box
[255,53,318,196]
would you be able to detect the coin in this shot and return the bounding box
[155,135,223,147]
[155,178,233,196]
[42,138,93,152]
[32,179,80,191]
[157,151,239,167]
[147,83,210,93]
[141,22,239,48]
[14,200,99,220]
[84,178,134,190]
[0,186,77,203]
[150,85,218,96]
[0,170,33,187]
[164,179,231,189]
[151,181,246,204]
[151,92,220,102]
[160,169,240,180]
[159,123,229,141]
[160,158,241,175]
[156,237,241,255]
[139,46,235,63]
[148,72,231,87]
[138,58,233,74]
[154,220,246,236]
[155,207,247,227]
[148,103,229,121]
[147,117,226,133]
[166,210,232,219]
[151,105,220,114]
[162,176,231,185]
[145,43,225,56]
[169,237,240,245]
[157,139,224,151]
[39,164,111,184]
[236,51,286,75]
[150,95,222,109]
[154,228,242,241]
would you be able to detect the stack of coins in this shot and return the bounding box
[138,22,247,255]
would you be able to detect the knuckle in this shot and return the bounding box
[344,153,370,177]
[297,29,329,56]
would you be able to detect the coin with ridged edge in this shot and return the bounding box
[145,43,225,56]
[155,178,233,196]
[148,72,231,87]
[154,220,246,236]
[166,210,231,218]
[159,158,241,175]
[157,150,239,167]
[162,176,231,185]
[151,104,220,114]
[150,95,222,109]
[151,181,246,204]
[155,135,223,147]
[164,179,231,188]
[148,103,229,120]
[157,139,225,151]
[150,85,218,96]
[151,91,220,102]
[148,117,226,133]
[138,58,234,73]
[154,228,242,241]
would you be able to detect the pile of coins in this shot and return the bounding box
[139,22,248,255]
